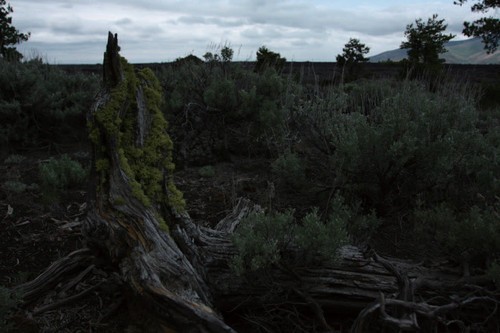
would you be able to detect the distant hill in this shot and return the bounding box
[369,38,500,64]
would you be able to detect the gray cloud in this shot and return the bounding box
[11,0,483,63]
[115,18,133,26]
[177,15,248,28]
[240,26,285,40]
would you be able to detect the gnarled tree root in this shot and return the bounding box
[15,248,93,304]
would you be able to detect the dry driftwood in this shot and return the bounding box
[15,32,499,332]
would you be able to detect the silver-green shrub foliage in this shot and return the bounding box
[157,57,291,154]
[231,210,295,274]
[2,180,27,194]
[0,58,98,147]
[231,199,354,275]
[271,150,305,189]
[159,56,499,273]
[290,79,499,266]
[39,154,87,190]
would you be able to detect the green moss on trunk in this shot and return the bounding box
[89,57,185,232]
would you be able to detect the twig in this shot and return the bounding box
[58,264,95,296]
[293,288,333,332]
[34,281,103,315]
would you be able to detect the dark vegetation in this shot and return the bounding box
[0,0,29,61]
[400,14,455,79]
[0,58,99,151]
[0,41,499,331]
[0,0,500,331]
[455,0,500,53]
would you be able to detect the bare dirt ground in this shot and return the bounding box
[0,146,129,332]
[0,146,275,332]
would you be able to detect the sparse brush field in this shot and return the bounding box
[0,56,499,332]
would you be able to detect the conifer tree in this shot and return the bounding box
[0,0,30,61]
[455,0,500,53]
[401,14,455,65]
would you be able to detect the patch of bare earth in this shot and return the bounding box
[0,147,276,332]
[0,150,128,332]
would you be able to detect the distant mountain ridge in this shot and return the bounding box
[370,38,500,64]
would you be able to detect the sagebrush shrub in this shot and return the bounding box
[271,150,305,189]
[203,78,238,113]
[157,58,294,157]
[231,201,352,275]
[4,154,25,164]
[293,80,498,217]
[2,180,28,194]
[414,202,500,263]
[0,59,98,148]
[198,165,216,178]
[231,210,295,275]
[287,77,499,273]
[39,155,87,190]
[295,206,348,264]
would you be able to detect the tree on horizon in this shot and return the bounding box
[0,0,30,61]
[336,38,370,66]
[401,14,455,66]
[455,0,500,53]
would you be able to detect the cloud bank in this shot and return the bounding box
[12,0,482,64]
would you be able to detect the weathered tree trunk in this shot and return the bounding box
[81,32,237,333]
[15,33,499,332]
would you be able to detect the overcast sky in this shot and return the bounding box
[11,0,487,64]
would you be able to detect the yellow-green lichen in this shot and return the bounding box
[95,82,127,136]
[95,158,110,172]
[89,56,185,232]
[112,196,126,206]
[118,147,151,207]
[88,124,101,145]
[155,213,169,232]
[167,181,186,212]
